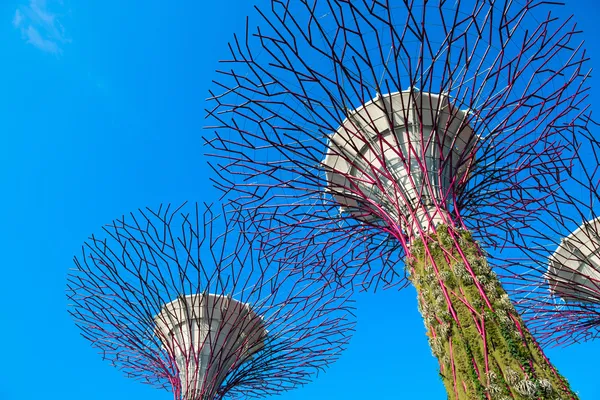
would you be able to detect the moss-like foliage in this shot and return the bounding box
[408,226,577,400]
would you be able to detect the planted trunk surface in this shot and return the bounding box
[408,227,577,400]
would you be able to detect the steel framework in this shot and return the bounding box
[205,0,596,398]
[67,203,354,400]
[504,141,600,348]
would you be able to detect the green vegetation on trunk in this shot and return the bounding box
[408,226,577,400]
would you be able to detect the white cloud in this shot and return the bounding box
[25,25,60,54]
[13,10,23,27]
[13,0,69,55]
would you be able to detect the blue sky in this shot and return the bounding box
[1,1,600,399]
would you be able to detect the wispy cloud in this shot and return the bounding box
[13,0,69,55]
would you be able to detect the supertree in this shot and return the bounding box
[501,133,600,348]
[67,202,354,400]
[205,0,595,398]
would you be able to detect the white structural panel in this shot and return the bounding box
[154,293,266,399]
[323,90,475,234]
[547,217,600,303]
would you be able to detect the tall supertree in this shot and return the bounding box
[205,1,595,398]
[67,202,354,400]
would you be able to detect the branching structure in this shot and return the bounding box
[503,140,600,348]
[205,1,596,398]
[67,203,354,400]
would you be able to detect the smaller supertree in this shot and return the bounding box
[67,202,354,400]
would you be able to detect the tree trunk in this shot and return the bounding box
[408,226,577,400]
